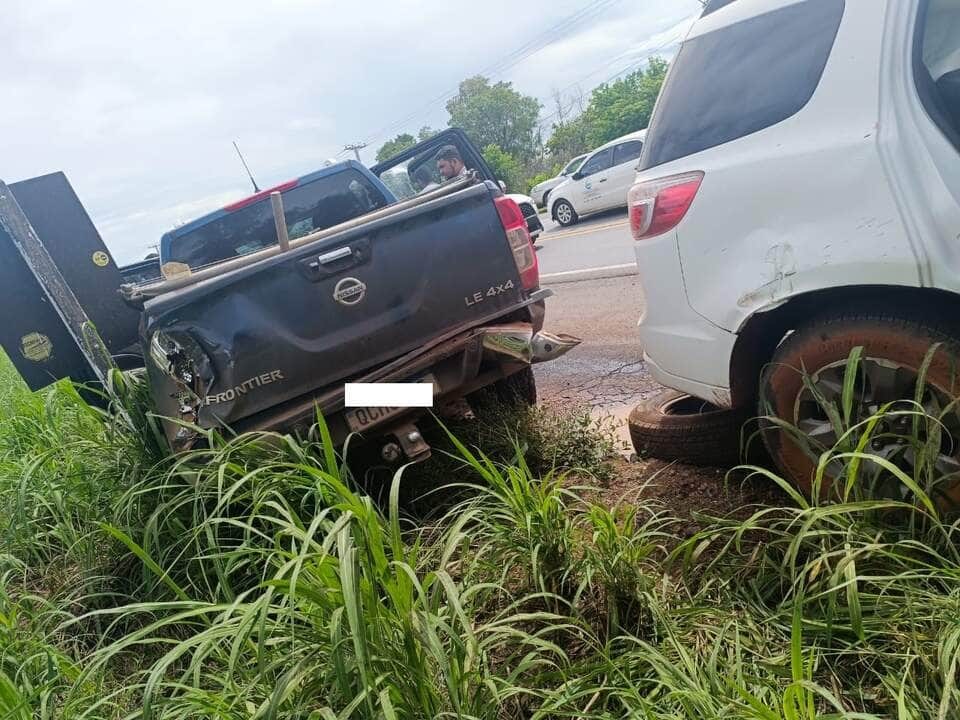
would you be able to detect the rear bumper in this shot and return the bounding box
[635,232,737,407]
[236,319,579,443]
[642,351,732,409]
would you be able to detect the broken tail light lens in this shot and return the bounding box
[628,171,704,241]
[494,196,539,290]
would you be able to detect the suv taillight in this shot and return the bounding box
[628,171,704,241]
[494,196,539,290]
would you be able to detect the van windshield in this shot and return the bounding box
[167,168,388,270]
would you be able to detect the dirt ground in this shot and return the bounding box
[534,275,788,525]
[592,456,789,538]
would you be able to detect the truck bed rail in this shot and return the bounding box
[122,172,482,302]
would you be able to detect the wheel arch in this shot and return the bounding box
[729,284,960,408]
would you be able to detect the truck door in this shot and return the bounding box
[371,128,500,200]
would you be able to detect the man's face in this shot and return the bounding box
[437,157,462,180]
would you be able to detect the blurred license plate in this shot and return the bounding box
[344,376,435,432]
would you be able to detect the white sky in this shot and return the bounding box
[1,0,700,263]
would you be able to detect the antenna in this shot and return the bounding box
[232,140,260,193]
[343,142,367,162]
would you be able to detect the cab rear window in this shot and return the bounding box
[640,0,845,170]
[168,169,388,269]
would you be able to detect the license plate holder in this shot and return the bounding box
[344,376,435,433]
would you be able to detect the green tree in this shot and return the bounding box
[584,57,668,146]
[481,144,523,192]
[375,133,417,162]
[417,126,437,141]
[446,76,541,162]
[546,57,668,160]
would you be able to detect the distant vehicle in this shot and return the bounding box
[627,0,960,498]
[506,193,543,239]
[548,130,646,227]
[529,154,587,208]
[119,256,162,285]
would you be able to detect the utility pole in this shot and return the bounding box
[343,142,367,162]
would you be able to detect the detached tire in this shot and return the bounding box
[628,389,750,466]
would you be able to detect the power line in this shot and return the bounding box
[357,0,627,152]
[343,142,367,162]
[536,28,688,130]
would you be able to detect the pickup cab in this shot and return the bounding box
[128,130,578,459]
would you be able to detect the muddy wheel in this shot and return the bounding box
[628,389,749,466]
[760,310,960,508]
[554,199,578,227]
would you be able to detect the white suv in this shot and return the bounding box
[548,130,646,227]
[629,0,960,493]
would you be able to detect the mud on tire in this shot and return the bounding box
[760,309,960,505]
[628,389,751,466]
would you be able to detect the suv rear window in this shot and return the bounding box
[168,169,388,269]
[640,0,845,170]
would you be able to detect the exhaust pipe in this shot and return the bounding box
[531,330,581,363]
[481,323,580,364]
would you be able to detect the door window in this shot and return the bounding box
[613,140,644,166]
[579,147,614,176]
[917,0,960,146]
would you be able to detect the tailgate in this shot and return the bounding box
[143,182,526,429]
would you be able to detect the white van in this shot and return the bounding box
[548,129,646,227]
[627,0,960,495]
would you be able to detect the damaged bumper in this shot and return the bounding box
[481,323,581,364]
[154,320,580,453]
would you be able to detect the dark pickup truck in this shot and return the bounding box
[123,130,578,460]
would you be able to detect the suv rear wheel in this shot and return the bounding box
[760,310,960,508]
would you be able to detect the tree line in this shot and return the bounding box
[374,58,668,194]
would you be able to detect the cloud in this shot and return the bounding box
[1,0,701,264]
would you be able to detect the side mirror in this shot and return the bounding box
[571,171,583,181]
[498,180,507,192]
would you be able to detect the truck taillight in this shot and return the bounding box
[628,171,704,241]
[494,196,539,290]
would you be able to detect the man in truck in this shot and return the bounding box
[436,145,468,180]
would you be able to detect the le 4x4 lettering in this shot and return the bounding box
[464,279,515,307]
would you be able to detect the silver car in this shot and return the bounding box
[529,153,587,208]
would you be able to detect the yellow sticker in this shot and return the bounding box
[92,251,110,267]
[20,332,53,362]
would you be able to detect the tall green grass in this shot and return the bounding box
[1,347,959,717]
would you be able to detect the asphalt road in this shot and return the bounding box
[534,208,635,277]
[534,273,661,450]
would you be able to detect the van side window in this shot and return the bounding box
[639,0,844,170]
[579,148,614,177]
[917,0,960,144]
[613,141,643,166]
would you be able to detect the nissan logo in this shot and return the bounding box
[333,277,367,305]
